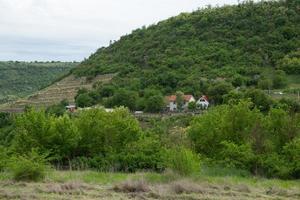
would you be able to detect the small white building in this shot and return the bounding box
[196,95,209,109]
[166,95,196,111]
[66,105,77,112]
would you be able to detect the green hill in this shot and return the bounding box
[72,0,299,109]
[0,61,77,103]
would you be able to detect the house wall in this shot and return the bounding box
[196,98,209,109]
[169,101,177,111]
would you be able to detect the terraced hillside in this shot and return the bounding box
[0,74,114,112]
[0,61,77,103]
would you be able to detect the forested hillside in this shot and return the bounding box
[73,0,300,110]
[0,61,77,103]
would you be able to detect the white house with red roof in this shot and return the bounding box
[166,94,195,111]
[196,95,209,109]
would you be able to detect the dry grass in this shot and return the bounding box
[39,181,93,195]
[0,171,300,199]
[170,180,204,194]
[113,179,150,193]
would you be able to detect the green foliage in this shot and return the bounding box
[46,99,69,116]
[164,147,200,176]
[12,109,80,163]
[75,107,141,158]
[188,101,197,111]
[75,93,95,108]
[244,89,273,112]
[208,82,234,104]
[0,112,12,128]
[0,61,77,103]
[258,78,273,90]
[106,89,138,110]
[278,98,300,113]
[219,141,255,170]
[283,138,300,178]
[72,1,298,108]
[175,91,185,110]
[0,146,8,172]
[119,135,165,172]
[99,85,115,97]
[7,150,50,182]
[279,50,300,74]
[188,100,300,178]
[273,70,288,89]
[144,95,164,113]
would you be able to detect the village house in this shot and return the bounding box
[66,105,77,112]
[196,95,209,109]
[166,95,195,111]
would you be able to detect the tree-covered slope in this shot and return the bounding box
[71,0,300,111]
[0,61,77,103]
[74,1,299,91]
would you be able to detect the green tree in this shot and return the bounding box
[188,101,197,111]
[257,78,273,90]
[46,99,69,116]
[75,108,142,158]
[145,95,164,113]
[176,91,184,110]
[279,51,300,74]
[245,89,273,112]
[108,89,138,110]
[75,93,94,108]
[273,70,287,89]
[208,82,234,104]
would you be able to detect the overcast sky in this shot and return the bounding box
[0,0,238,61]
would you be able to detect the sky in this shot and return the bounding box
[0,0,238,62]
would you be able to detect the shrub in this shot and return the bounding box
[272,70,287,89]
[165,147,200,176]
[75,93,94,108]
[8,150,50,181]
[244,89,273,112]
[144,95,164,113]
[258,153,290,179]
[282,138,300,178]
[107,89,138,110]
[208,82,234,104]
[120,135,165,172]
[12,110,79,164]
[0,146,8,171]
[257,78,273,90]
[0,112,11,128]
[188,100,300,178]
[218,141,255,170]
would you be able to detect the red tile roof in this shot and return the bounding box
[201,95,209,101]
[166,95,194,102]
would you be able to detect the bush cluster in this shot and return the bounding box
[0,107,199,176]
[188,101,300,179]
[7,150,50,181]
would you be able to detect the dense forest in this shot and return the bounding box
[71,0,300,110]
[0,61,77,103]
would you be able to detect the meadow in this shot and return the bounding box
[0,169,299,200]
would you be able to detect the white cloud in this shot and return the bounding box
[0,0,237,61]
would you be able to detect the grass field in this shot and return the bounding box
[0,170,299,200]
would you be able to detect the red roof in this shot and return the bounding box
[200,95,209,101]
[166,95,194,102]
